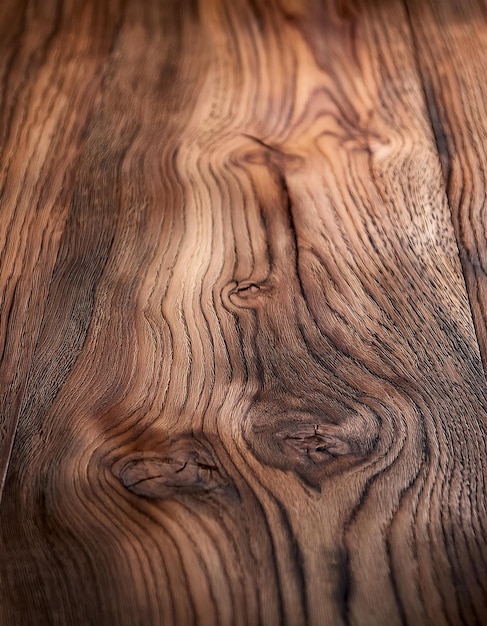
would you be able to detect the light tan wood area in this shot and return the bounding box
[1,1,486,624]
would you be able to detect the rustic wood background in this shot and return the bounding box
[1,0,486,624]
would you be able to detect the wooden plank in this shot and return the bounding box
[1,0,487,624]
[404,0,487,372]
[0,0,121,492]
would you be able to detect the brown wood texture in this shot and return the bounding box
[1,0,487,624]
[405,0,487,373]
[0,0,120,486]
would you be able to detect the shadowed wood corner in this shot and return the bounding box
[0,0,487,625]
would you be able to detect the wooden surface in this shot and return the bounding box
[1,0,487,624]
[405,0,487,372]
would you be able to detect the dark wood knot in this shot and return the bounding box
[280,425,354,462]
[115,438,231,500]
[246,404,380,489]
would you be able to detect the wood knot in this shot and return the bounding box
[245,402,380,489]
[240,134,304,171]
[234,282,261,296]
[280,425,354,462]
[114,438,231,500]
[226,279,274,308]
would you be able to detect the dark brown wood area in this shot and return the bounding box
[1,1,486,624]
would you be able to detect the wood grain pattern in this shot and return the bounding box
[405,0,487,373]
[1,0,487,624]
[0,0,121,488]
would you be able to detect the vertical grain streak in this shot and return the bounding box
[421,78,451,180]
[274,498,309,624]
[336,547,352,626]
[0,281,17,365]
